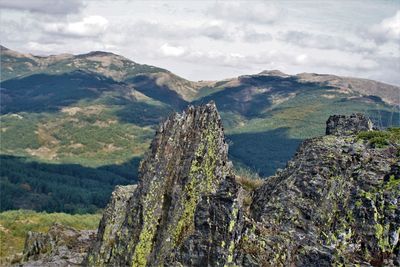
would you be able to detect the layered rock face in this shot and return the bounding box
[18,105,399,266]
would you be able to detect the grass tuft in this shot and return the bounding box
[234,167,264,192]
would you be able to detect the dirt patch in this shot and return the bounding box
[61,105,105,116]
[94,120,117,128]
[86,55,125,68]
[36,126,59,146]
[270,92,296,105]
[321,94,336,99]
[69,143,85,149]
[9,114,23,119]
[61,107,82,116]
[26,147,58,160]
[102,143,122,152]
[0,224,10,234]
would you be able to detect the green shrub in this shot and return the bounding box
[369,137,389,148]
[357,130,388,140]
[357,128,400,148]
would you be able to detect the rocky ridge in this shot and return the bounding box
[14,103,400,266]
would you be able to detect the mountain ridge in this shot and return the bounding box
[1,45,399,104]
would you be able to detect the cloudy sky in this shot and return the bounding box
[1,0,399,85]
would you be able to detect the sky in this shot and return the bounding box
[0,0,399,85]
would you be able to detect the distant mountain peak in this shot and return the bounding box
[0,45,10,51]
[76,50,125,60]
[258,69,290,77]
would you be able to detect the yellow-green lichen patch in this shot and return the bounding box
[131,180,164,267]
[358,178,399,255]
[170,126,222,247]
[374,223,394,253]
[228,204,239,233]
[226,241,235,264]
[225,202,240,265]
[171,177,199,245]
[384,174,400,189]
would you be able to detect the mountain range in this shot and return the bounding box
[0,45,399,213]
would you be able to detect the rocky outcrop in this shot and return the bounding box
[18,105,400,267]
[18,223,95,267]
[326,113,373,135]
[248,129,399,266]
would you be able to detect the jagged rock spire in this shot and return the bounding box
[87,101,233,266]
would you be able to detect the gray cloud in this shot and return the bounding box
[241,28,272,43]
[0,0,84,15]
[117,20,273,44]
[115,20,235,42]
[200,24,233,40]
[206,2,282,25]
[0,17,39,42]
[278,30,375,54]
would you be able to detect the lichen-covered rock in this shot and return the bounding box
[247,117,399,266]
[17,223,96,267]
[87,101,234,266]
[326,113,373,135]
[84,185,137,265]
[167,176,247,266]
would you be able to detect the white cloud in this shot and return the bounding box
[0,0,84,15]
[160,43,186,57]
[295,54,308,64]
[44,16,109,37]
[369,10,400,43]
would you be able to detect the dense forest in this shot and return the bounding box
[0,155,140,213]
